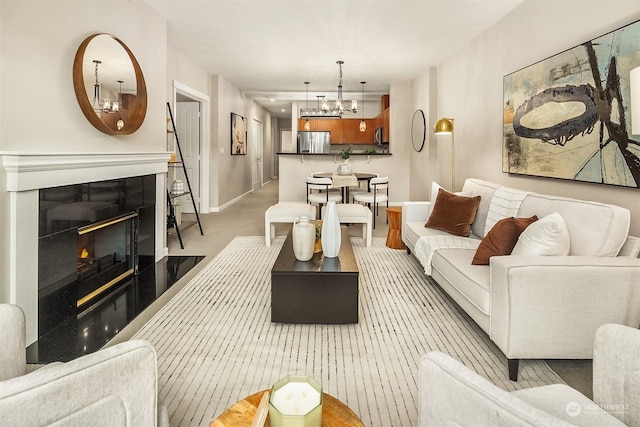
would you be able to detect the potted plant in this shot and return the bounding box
[339,145,353,160]
[337,146,353,174]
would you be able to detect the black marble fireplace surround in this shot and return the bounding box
[37,175,156,341]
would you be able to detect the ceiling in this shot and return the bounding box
[144,0,524,118]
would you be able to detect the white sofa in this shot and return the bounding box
[402,178,640,380]
[420,323,640,426]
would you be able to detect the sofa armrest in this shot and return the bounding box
[402,201,431,224]
[419,351,565,426]
[489,256,640,360]
[593,324,640,425]
[0,340,161,426]
[0,304,26,381]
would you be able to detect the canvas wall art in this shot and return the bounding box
[503,19,640,189]
[231,112,247,155]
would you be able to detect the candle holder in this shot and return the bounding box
[268,375,322,427]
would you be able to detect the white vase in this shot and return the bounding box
[337,160,352,175]
[292,216,315,261]
[321,201,341,258]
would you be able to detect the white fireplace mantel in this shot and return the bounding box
[1,151,172,345]
[2,151,172,191]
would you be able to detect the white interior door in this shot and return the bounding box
[252,119,263,191]
[176,101,200,213]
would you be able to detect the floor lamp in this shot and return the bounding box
[434,117,455,191]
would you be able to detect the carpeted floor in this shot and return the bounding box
[133,236,564,426]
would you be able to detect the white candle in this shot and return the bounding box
[271,381,320,416]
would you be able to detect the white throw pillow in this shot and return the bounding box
[511,211,570,256]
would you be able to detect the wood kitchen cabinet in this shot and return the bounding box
[381,108,390,143]
[329,119,344,144]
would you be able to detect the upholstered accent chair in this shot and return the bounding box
[0,303,168,426]
[420,323,640,426]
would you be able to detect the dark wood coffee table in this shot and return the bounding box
[210,390,365,427]
[271,227,359,323]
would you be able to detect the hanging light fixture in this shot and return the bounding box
[91,60,120,114]
[303,81,311,130]
[359,82,366,132]
[300,60,358,118]
[115,80,125,130]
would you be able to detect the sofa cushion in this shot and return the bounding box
[472,215,538,265]
[431,249,491,323]
[460,179,503,239]
[517,193,630,257]
[511,212,570,256]
[426,189,481,237]
[512,384,626,426]
[483,187,531,236]
[415,234,481,275]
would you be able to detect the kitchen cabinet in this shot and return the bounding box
[381,108,390,143]
[297,117,378,144]
[330,119,344,144]
[344,118,375,144]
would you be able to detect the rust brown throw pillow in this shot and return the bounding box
[472,215,538,265]
[425,189,481,237]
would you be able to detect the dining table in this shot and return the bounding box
[312,172,377,203]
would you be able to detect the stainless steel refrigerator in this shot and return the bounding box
[297,131,331,153]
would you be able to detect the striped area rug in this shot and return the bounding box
[133,236,563,426]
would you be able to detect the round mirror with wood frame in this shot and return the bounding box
[73,34,147,135]
[411,109,426,152]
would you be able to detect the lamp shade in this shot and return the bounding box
[434,118,454,134]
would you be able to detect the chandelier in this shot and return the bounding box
[91,59,120,113]
[300,60,358,118]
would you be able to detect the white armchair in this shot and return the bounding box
[419,323,640,426]
[0,303,168,426]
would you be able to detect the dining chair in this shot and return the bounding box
[353,176,389,228]
[306,177,342,219]
[349,173,379,202]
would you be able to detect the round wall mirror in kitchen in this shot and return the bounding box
[411,109,426,152]
[73,33,147,135]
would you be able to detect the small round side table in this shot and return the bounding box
[385,206,406,249]
[210,390,364,427]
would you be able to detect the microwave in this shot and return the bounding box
[374,127,383,144]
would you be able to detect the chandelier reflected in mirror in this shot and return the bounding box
[300,60,358,118]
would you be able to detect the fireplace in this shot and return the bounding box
[37,175,156,338]
[76,212,137,307]
[2,151,170,345]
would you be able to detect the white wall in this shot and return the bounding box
[0,2,167,303]
[435,0,640,236]
[0,2,166,152]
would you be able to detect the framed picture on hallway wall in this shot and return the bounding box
[503,18,640,189]
[231,112,247,155]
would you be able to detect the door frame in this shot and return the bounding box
[172,80,210,214]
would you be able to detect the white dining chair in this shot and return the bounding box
[353,176,389,228]
[349,173,379,202]
[306,177,342,219]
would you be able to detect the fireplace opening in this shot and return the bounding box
[76,212,137,308]
[38,175,156,340]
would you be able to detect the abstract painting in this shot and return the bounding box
[503,19,640,189]
[231,112,247,155]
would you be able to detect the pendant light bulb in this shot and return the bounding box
[303,81,311,130]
